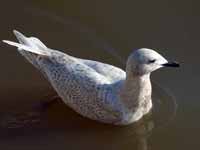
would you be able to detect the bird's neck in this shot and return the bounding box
[119,72,152,120]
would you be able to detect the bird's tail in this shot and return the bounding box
[3,30,50,56]
[2,30,53,75]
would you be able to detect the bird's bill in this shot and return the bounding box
[162,61,180,67]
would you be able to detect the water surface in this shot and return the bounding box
[0,0,199,149]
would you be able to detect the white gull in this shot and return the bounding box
[2,30,179,125]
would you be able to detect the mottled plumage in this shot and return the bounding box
[3,30,179,125]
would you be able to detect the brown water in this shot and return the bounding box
[0,0,199,149]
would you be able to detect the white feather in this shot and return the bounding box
[2,40,48,56]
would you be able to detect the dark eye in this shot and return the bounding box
[148,59,156,63]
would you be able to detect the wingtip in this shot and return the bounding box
[2,40,14,46]
[2,40,9,44]
[1,40,22,49]
[13,29,17,33]
[13,29,18,35]
[13,29,23,37]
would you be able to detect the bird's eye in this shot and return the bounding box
[148,59,156,63]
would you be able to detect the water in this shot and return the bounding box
[0,0,199,149]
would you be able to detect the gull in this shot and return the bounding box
[2,30,179,125]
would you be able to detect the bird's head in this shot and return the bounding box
[127,48,179,75]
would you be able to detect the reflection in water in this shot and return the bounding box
[44,99,154,150]
[0,94,153,150]
[0,83,176,150]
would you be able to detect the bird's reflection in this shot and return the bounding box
[0,82,177,150]
[42,97,154,150]
[0,94,153,150]
[41,82,177,150]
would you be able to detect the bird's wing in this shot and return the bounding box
[37,50,112,89]
[76,58,126,82]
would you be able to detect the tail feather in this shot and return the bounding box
[13,30,47,50]
[13,30,30,46]
[29,37,47,50]
[2,40,47,55]
[3,30,49,56]
[2,30,51,79]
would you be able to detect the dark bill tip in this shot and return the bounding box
[162,61,180,67]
